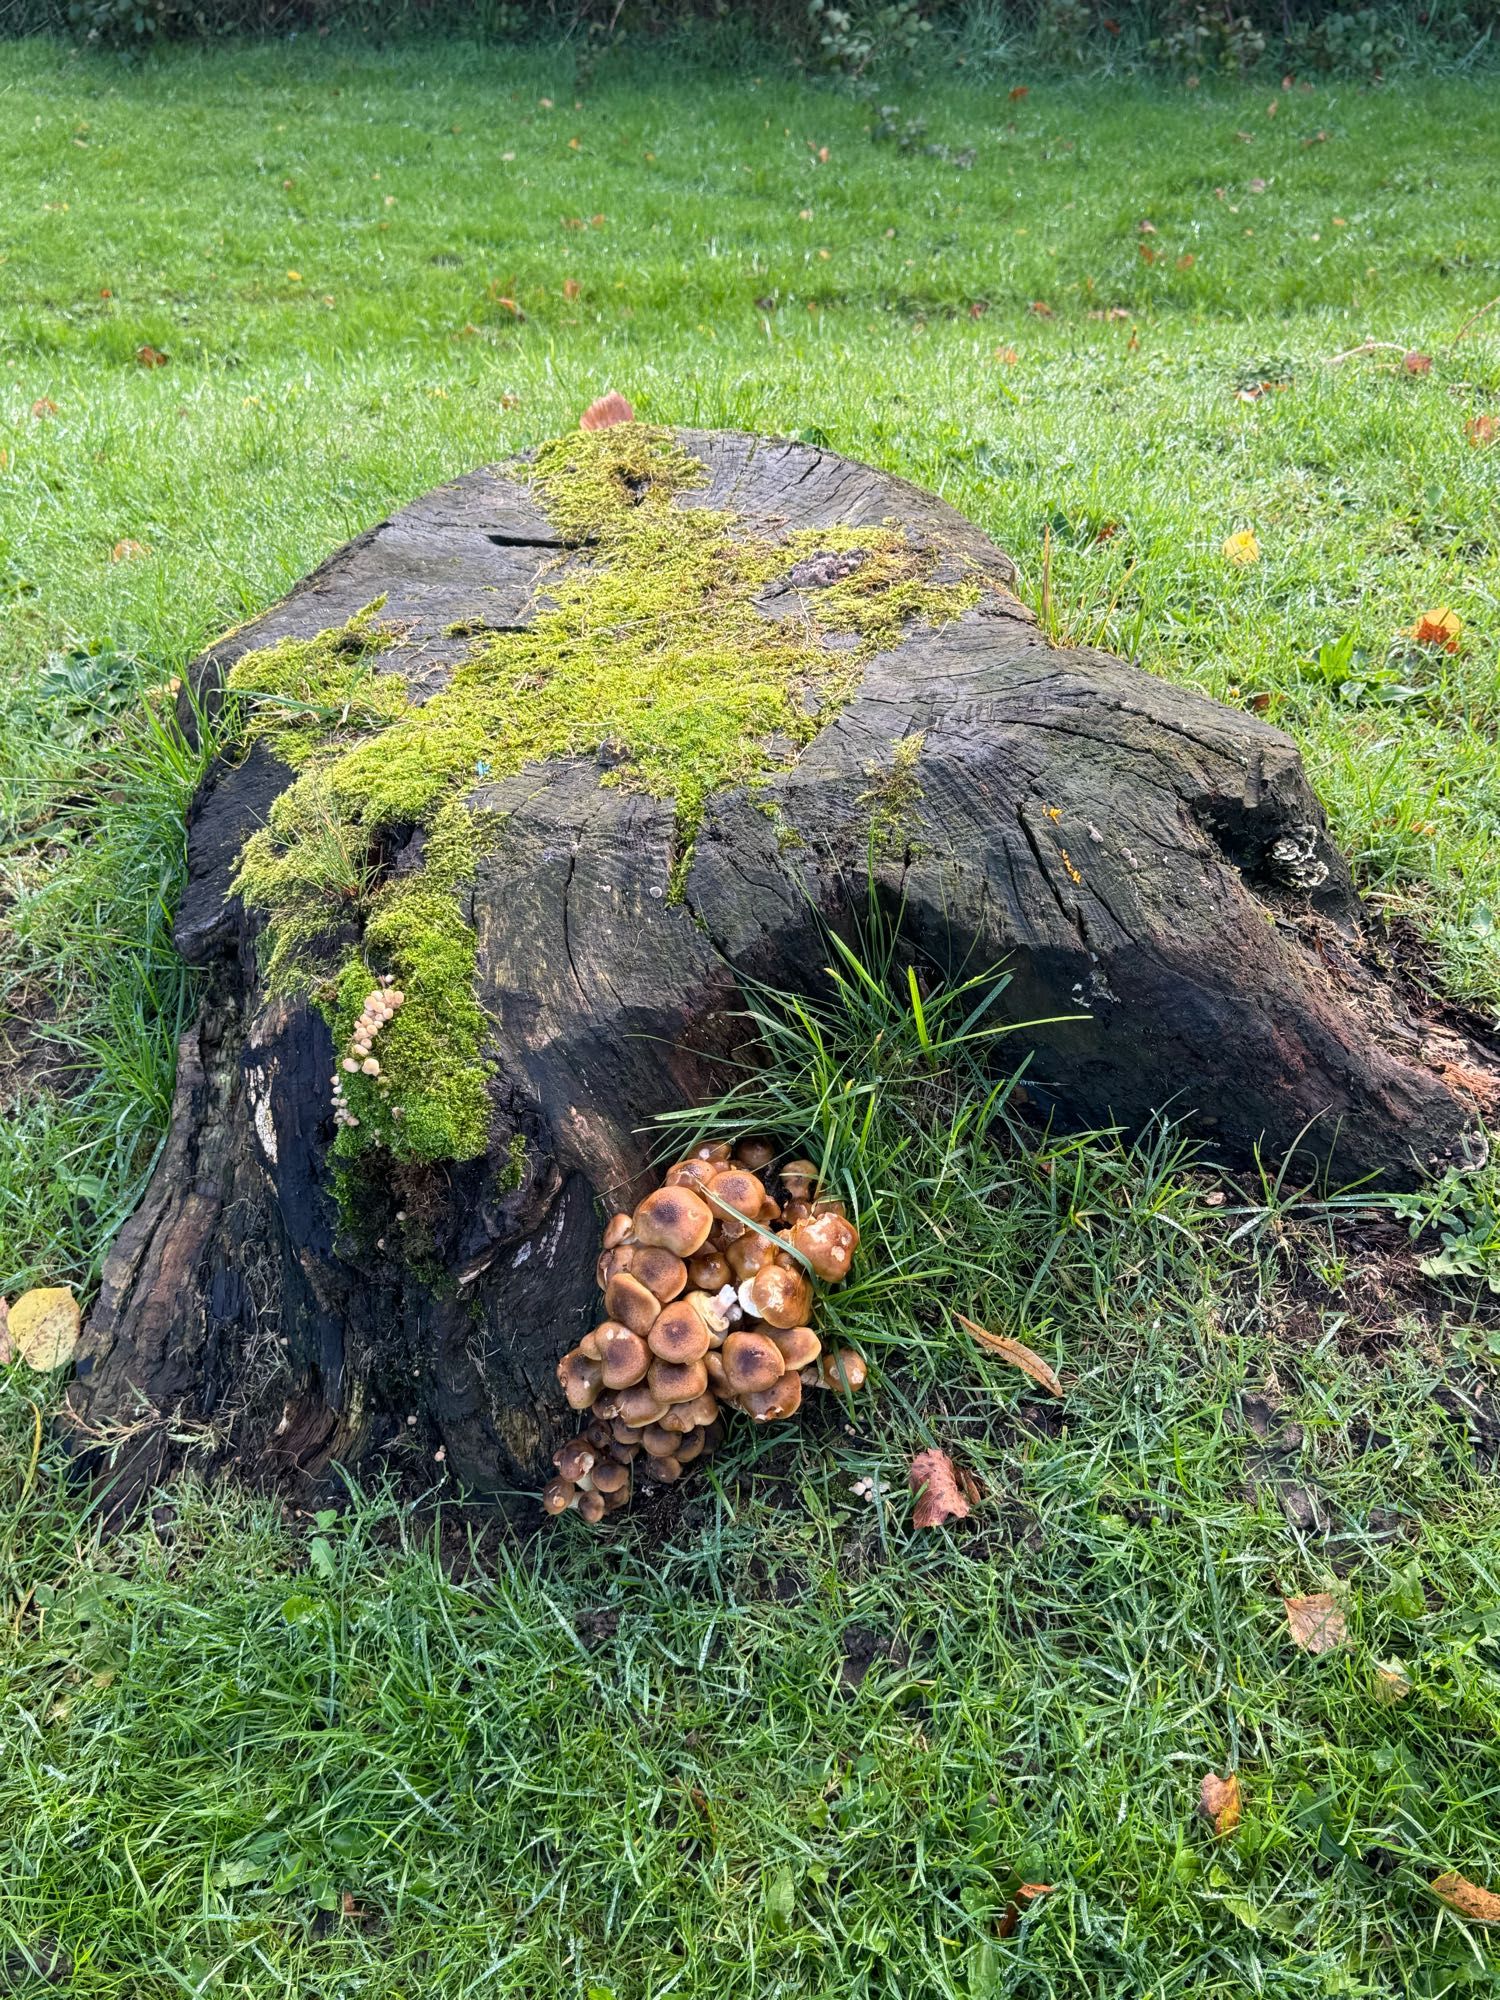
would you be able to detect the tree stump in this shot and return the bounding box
[65,426,1491,1508]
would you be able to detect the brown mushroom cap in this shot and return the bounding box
[772,1324,822,1372]
[629,1245,686,1302]
[575,1488,608,1524]
[721,1329,786,1396]
[597,1325,652,1390]
[745,1371,804,1423]
[590,1458,631,1496]
[739,1265,814,1330]
[541,1477,576,1515]
[788,1211,859,1284]
[759,1196,783,1225]
[734,1136,777,1172]
[726,1231,778,1282]
[617,1382,670,1428]
[820,1348,868,1392]
[611,1418,640,1445]
[633,1185,714,1257]
[557,1350,603,1410]
[593,1390,624,1420]
[694,1141,734,1163]
[781,1196,813,1226]
[607,1437,640,1462]
[704,1350,728,1393]
[584,1417,615,1451]
[661,1390,718,1433]
[639,1422,680,1457]
[601,1212,635,1251]
[687,1249,732,1292]
[664,1156,720,1194]
[675,1425,708,1463]
[604,1270,662,1337]
[779,1158,820,1195]
[704,1168,767,1228]
[647,1355,710,1404]
[647,1454,684,1481]
[596,1244,634,1291]
[648,1298,712,1364]
[554,1436,596,1482]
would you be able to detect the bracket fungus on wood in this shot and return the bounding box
[545,1138,865,1522]
[61,421,1495,1512]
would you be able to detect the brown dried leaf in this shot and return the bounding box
[953,1312,1062,1397]
[996,1881,1051,1937]
[7,1286,80,1372]
[1466,414,1497,448]
[580,391,635,432]
[1372,1658,1412,1703]
[909,1447,971,1528]
[1432,1872,1500,1922]
[1284,1591,1346,1654]
[0,1296,12,1366]
[1403,350,1432,375]
[135,344,169,369]
[1198,1772,1241,1835]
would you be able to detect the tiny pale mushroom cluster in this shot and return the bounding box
[544,1138,868,1523]
[330,975,405,1132]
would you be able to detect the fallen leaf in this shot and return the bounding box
[135,343,169,368]
[1029,300,1054,317]
[1009,85,1029,100]
[111,538,150,561]
[954,1311,1062,1397]
[562,277,581,301]
[1432,1872,1500,1923]
[1138,218,1157,234]
[7,1286,80,1372]
[1372,1658,1412,1703]
[1222,528,1261,565]
[997,1881,1051,1937]
[993,344,1019,364]
[32,397,58,419]
[580,391,635,431]
[1466,414,1496,448]
[909,1447,971,1528]
[1198,1772,1242,1835]
[1408,607,1462,653]
[1139,243,1159,265]
[0,1296,11,1365]
[1284,1591,1346,1654]
[1177,253,1195,269]
[1403,350,1432,375]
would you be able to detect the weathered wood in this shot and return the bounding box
[65,430,1492,1508]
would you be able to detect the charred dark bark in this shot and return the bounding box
[64,430,1493,1511]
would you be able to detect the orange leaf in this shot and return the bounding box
[953,1312,1062,1397]
[1408,607,1462,653]
[1466,414,1496,448]
[909,1447,971,1528]
[1029,300,1054,317]
[135,344,169,368]
[580,391,635,432]
[31,397,57,419]
[997,1881,1051,1937]
[563,277,581,300]
[1403,350,1432,375]
[1432,1872,1500,1923]
[1009,85,1029,100]
[1198,1772,1241,1835]
[111,538,150,561]
[1284,1591,1347,1654]
[993,345,1019,365]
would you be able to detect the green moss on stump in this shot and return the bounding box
[226,426,981,1169]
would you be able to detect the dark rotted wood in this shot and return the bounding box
[64,430,1492,1510]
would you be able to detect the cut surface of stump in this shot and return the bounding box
[65,426,1492,1508]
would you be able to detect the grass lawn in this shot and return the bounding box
[3,36,1500,1999]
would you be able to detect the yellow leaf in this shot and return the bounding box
[7,1286,80,1372]
[1432,1872,1500,1923]
[1408,607,1462,653]
[1284,1591,1346,1654]
[1198,1772,1241,1835]
[1372,1658,1412,1703]
[287,269,302,282]
[953,1312,1063,1397]
[1222,529,1260,565]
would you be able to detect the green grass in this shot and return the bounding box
[3,38,1500,1999]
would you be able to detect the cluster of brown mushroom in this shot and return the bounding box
[330,976,406,1132]
[544,1139,868,1523]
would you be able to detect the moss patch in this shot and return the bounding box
[224,600,406,768]
[860,731,928,856]
[227,425,981,1168]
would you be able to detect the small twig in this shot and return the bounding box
[1450,295,1500,349]
[1324,338,1410,365]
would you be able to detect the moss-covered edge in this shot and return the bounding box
[225,425,981,1174]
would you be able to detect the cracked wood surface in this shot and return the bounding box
[65,430,1492,1506]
